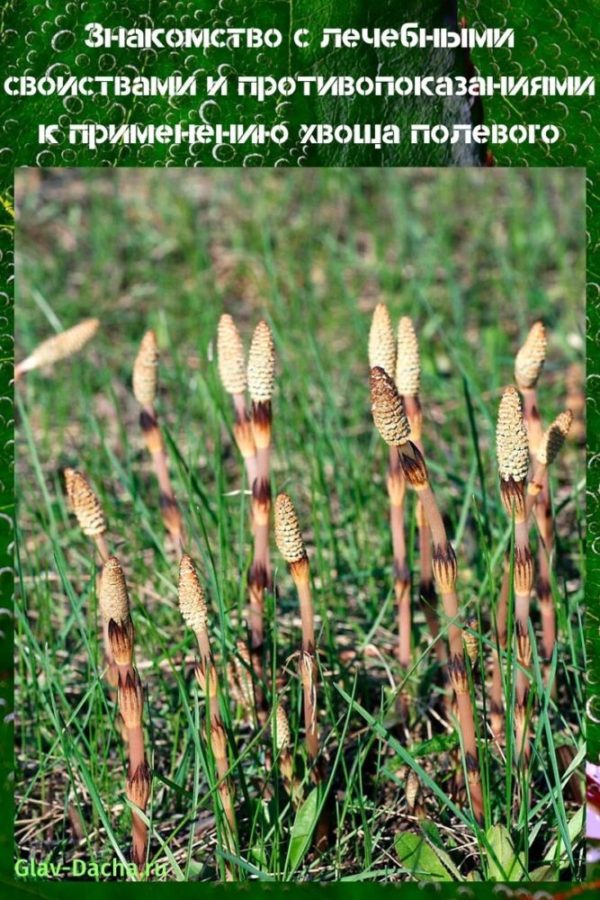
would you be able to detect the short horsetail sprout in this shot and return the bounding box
[396,317,443,664]
[15,317,99,380]
[274,702,302,806]
[132,330,184,550]
[117,668,150,871]
[496,386,533,762]
[217,314,257,484]
[64,467,109,562]
[370,366,484,823]
[369,304,411,667]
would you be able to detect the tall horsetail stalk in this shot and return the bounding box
[274,493,322,777]
[397,316,445,666]
[104,557,151,872]
[133,330,185,550]
[178,554,238,874]
[217,314,257,486]
[496,387,534,763]
[369,304,411,667]
[15,317,100,381]
[370,367,484,824]
[246,320,276,681]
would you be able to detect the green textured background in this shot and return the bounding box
[0,0,598,894]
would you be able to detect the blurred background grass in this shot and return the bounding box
[14,168,586,881]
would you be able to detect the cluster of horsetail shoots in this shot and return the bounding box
[370,366,484,823]
[178,554,238,873]
[103,557,151,870]
[15,317,100,381]
[274,493,322,779]
[133,330,185,550]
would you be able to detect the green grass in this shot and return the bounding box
[14,168,585,882]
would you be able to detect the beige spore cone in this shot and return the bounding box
[217,314,247,396]
[247,320,276,404]
[64,468,107,537]
[368,303,396,377]
[515,321,547,390]
[369,366,411,447]
[396,317,420,397]
[133,329,159,408]
[274,493,307,565]
[496,387,529,483]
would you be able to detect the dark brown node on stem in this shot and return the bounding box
[252,475,272,506]
[108,617,135,667]
[514,545,534,595]
[537,577,552,605]
[393,560,411,583]
[499,477,527,520]
[248,560,269,591]
[448,653,469,695]
[432,543,457,593]
[126,760,151,810]
[139,409,163,454]
[251,400,273,449]
[398,441,429,489]
[118,669,144,729]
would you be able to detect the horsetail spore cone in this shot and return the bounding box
[101,556,134,676]
[16,318,99,380]
[396,316,421,400]
[368,303,396,377]
[515,321,547,391]
[64,468,109,561]
[132,329,159,409]
[217,314,248,397]
[248,319,276,411]
[178,554,210,663]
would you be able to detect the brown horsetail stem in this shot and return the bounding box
[133,330,184,550]
[102,556,150,872]
[217,313,257,486]
[64,467,109,562]
[246,319,276,684]
[15,317,100,381]
[369,304,411,667]
[370,366,484,823]
[178,554,238,869]
[496,386,533,762]
[397,316,444,665]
